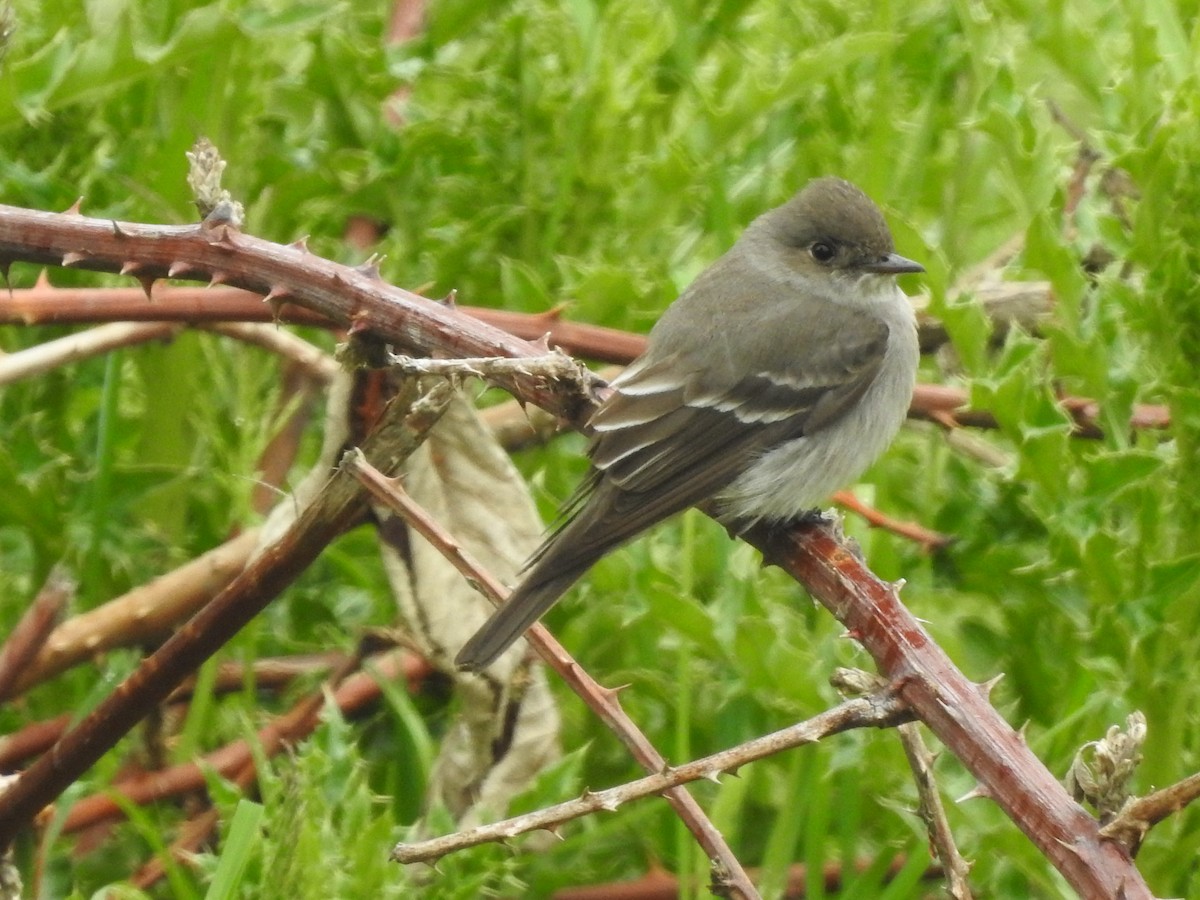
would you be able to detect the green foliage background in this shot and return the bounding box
[2,0,1200,897]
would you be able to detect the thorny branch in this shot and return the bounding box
[391,687,912,864]
[0,205,607,426]
[344,452,760,900]
[0,279,1173,438]
[753,521,1149,898]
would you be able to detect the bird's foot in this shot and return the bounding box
[790,507,838,528]
[774,508,861,556]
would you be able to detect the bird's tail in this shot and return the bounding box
[454,565,585,671]
[455,475,637,671]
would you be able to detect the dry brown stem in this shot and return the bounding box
[8,528,261,696]
[58,649,417,835]
[0,382,456,848]
[832,667,973,896]
[1101,772,1200,854]
[0,568,71,701]
[0,321,181,386]
[897,723,973,898]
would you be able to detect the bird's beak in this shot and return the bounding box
[865,253,924,275]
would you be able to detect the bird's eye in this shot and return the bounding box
[810,241,836,263]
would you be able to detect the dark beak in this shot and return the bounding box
[864,252,924,275]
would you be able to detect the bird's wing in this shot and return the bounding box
[528,303,891,573]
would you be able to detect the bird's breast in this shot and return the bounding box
[716,299,919,524]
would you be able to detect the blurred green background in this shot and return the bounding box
[2,0,1199,896]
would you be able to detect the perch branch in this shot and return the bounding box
[752,520,1149,898]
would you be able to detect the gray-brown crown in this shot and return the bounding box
[762,177,896,257]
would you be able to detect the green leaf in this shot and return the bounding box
[203,800,265,900]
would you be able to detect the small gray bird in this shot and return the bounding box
[456,177,923,671]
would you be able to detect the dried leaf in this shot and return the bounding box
[378,391,560,822]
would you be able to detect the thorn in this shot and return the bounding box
[35,269,51,289]
[703,770,722,784]
[598,681,631,700]
[208,224,239,248]
[533,332,554,353]
[935,694,961,719]
[541,826,564,841]
[441,288,458,307]
[978,673,1005,698]
[167,261,190,279]
[957,784,992,803]
[63,197,84,216]
[355,255,384,280]
[596,683,626,704]
[263,285,290,319]
[116,262,157,299]
[208,270,229,287]
[111,220,127,237]
[288,235,310,253]
[581,788,619,812]
[1054,837,1086,859]
[723,765,742,778]
[61,251,88,268]
[346,312,372,335]
[1016,720,1030,745]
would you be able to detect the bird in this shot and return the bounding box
[456,176,923,671]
